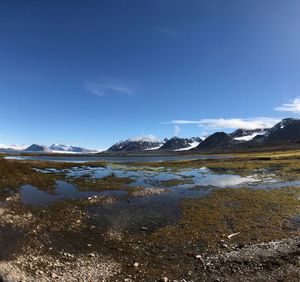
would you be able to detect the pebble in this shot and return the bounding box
[133,262,139,267]
[51,272,59,279]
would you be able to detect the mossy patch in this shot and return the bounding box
[0,159,59,196]
[158,178,194,187]
[151,187,300,249]
[71,174,134,192]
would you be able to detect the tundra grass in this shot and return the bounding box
[151,187,300,249]
[158,178,194,187]
[0,159,59,193]
[70,174,134,192]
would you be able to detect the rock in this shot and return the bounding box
[221,243,229,248]
[51,272,59,279]
[160,277,169,282]
[133,262,139,267]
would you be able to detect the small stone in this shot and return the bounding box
[133,262,139,267]
[51,272,59,279]
[160,277,168,282]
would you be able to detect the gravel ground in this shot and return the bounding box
[0,252,121,282]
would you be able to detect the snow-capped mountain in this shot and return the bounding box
[0,144,27,151]
[159,137,202,151]
[107,135,164,152]
[49,144,97,153]
[230,128,269,142]
[22,144,97,153]
[24,144,51,152]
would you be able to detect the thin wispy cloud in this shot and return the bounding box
[153,26,180,36]
[174,125,181,136]
[168,118,279,130]
[275,97,300,113]
[85,79,136,97]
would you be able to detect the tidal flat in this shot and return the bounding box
[0,150,300,281]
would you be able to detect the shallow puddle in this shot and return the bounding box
[289,215,300,230]
[38,166,274,189]
[88,188,211,233]
[20,181,127,206]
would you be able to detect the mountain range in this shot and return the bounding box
[2,118,300,154]
[0,144,98,154]
[107,118,300,152]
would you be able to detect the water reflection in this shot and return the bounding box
[20,181,126,206]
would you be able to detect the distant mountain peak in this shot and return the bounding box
[128,135,161,143]
[197,132,237,149]
[264,118,300,142]
[49,144,96,153]
[23,143,97,153]
[107,136,164,152]
[159,136,202,151]
[24,144,51,152]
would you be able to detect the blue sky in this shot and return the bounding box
[1,0,300,149]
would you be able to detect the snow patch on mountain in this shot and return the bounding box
[144,145,164,151]
[129,135,161,143]
[107,135,164,152]
[174,141,201,151]
[234,131,268,141]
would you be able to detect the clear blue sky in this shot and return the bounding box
[1,0,300,149]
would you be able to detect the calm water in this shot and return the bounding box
[18,165,300,206]
[37,166,278,189]
[5,154,229,163]
[20,181,127,206]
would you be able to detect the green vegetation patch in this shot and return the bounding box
[151,187,300,249]
[0,159,59,197]
[159,178,194,187]
[71,173,134,192]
